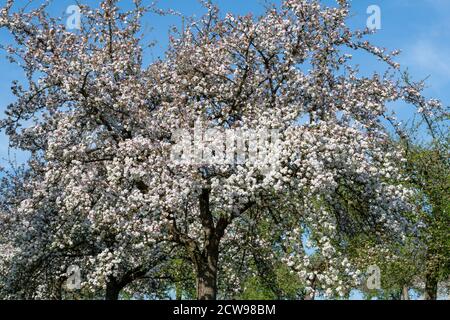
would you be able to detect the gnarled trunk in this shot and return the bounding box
[105,278,121,300]
[194,188,222,300]
[424,272,438,300]
[171,188,238,300]
[195,246,219,300]
[196,267,217,300]
[423,250,439,300]
[401,286,410,300]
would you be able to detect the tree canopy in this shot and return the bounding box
[0,0,448,300]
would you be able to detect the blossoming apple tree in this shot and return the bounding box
[0,0,442,300]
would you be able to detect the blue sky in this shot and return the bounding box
[0,0,449,166]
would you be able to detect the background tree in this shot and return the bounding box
[397,86,449,300]
[347,75,449,300]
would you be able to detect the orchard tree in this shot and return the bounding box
[0,0,442,300]
[0,161,175,300]
[347,75,449,301]
[402,90,449,301]
[148,0,436,299]
[409,144,449,300]
[393,84,448,300]
[0,0,175,300]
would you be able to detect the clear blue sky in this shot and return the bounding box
[1,0,449,165]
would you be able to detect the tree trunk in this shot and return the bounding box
[194,188,223,300]
[424,272,438,300]
[105,279,121,300]
[196,251,219,300]
[304,293,315,300]
[175,283,183,300]
[401,286,410,300]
